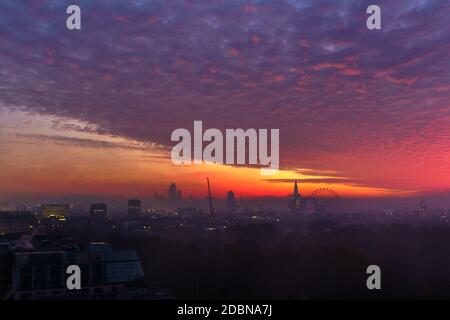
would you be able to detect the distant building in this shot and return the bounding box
[128,199,141,216]
[226,191,237,214]
[90,203,108,218]
[288,181,303,215]
[0,201,10,211]
[0,211,36,235]
[416,199,427,218]
[41,204,69,220]
[168,183,177,202]
[168,183,182,208]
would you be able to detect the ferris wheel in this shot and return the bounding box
[306,188,343,214]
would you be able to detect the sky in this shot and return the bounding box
[0,0,449,207]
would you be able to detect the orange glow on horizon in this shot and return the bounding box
[0,110,440,200]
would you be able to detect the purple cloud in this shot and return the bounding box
[0,0,449,191]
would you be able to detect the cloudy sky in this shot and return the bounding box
[0,0,449,204]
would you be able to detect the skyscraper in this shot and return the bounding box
[168,183,177,201]
[128,199,141,216]
[168,183,182,208]
[226,191,237,214]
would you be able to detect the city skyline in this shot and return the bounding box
[0,0,449,207]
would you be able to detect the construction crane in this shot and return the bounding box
[206,177,215,220]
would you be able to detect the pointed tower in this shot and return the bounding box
[293,180,299,198]
[288,180,302,215]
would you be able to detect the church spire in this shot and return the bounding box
[293,180,299,197]
[288,180,302,215]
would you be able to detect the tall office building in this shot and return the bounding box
[168,183,177,202]
[128,199,141,216]
[226,191,237,214]
[168,183,182,208]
